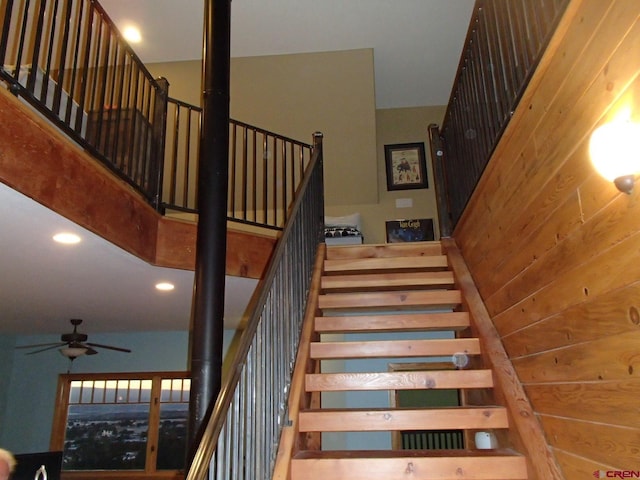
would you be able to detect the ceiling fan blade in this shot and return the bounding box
[85,346,99,355]
[16,342,64,349]
[86,342,131,353]
[24,343,66,355]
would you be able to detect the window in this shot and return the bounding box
[51,372,190,478]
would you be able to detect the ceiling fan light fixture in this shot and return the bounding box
[59,346,88,359]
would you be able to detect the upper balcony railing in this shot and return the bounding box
[164,98,313,230]
[432,0,570,235]
[0,0,312,231]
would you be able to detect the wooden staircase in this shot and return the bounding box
[274,241,529,480]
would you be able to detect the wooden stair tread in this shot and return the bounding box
[321,270,455,291]
[315,312,470,333]
[298,407,509,432]
[318,290,461,310]
[325,242,443,260]
[291,450,527,480]
[294,448,524,459]
[324,255,448,274]
[310,338,480,359]
[305,369,494,392]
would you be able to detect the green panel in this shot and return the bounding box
[397,388,460,408]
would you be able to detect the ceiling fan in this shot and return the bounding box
[16,318,131,359]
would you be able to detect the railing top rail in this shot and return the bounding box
[231,118,313,148]
[168,96,202,110]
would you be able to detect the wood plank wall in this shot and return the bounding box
[452,0,640,477]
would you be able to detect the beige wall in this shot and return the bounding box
[147,48,378,207]
[147,50,443,245]
[326,105,444,244]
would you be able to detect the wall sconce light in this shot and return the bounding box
[589,120,640,194]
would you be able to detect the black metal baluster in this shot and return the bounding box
[0,0,16,67]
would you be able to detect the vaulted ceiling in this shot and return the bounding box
[1,0,475,337]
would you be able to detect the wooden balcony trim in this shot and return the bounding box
[0,87,274,278]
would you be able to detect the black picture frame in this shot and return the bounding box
[384,142,428,191]
[385,218,435,243]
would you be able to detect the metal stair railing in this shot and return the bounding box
[186,133,324,480]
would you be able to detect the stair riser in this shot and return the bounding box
[314,312,470,333]
[325,243,444,260]
[291,456,528,480]
[319,290,461,310]
[324,255,448,273]
[299,408,509,432]
[321,271,455,291]
[305,370,494,392]
[310,338,480,359]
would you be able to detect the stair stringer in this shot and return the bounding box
[442,237,563,480]
[272,244,326,480]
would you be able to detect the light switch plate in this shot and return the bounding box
[395,198,413,208]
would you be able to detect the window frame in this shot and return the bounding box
[51,371,190,480]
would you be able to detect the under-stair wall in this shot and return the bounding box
[451,0,640,476]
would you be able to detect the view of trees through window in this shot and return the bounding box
[55,374,190,473]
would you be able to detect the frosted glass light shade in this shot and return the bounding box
[589,121,640,182]
[60,346,88,358]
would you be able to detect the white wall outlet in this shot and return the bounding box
[395,198,413,208]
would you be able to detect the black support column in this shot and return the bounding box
[186,0,231,459]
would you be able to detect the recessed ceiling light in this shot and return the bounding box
[122,25,142,44]
[53,232,81,244]
[155,282,175,291]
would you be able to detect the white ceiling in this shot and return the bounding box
[2,1,474,340]
[100,0,475,108]
[0,183,257,336]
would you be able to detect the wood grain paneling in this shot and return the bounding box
[525,381,640,428]
[451,0,640,475]
[513,330,640,383]
[539,415,640,470]
[552,449,618,480]
[492,232,640,337]
[502,282,640,358]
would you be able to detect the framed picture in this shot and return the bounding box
[386,218,435,243]
[384,142,428,191]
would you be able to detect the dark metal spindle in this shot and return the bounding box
[13,0,32,80]
[183,105,193,207]
[64,0,85,125]
[281,138,286,224]
[75,0,93,132]
[38,0,59,102]
[262,133,268,225]
[0,0,16,65]
[229,122,237,216]
[51,0,73,115]
[252,129,257,223]
[26,0,47,94]
[242,125,248,220]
